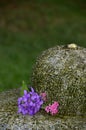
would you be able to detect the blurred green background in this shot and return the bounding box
[0,0,86,92]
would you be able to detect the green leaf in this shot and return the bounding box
[20,81,28,96]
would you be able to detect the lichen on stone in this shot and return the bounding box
[31,44,86,116]
[0,89,86,130]
[0,43,86,129]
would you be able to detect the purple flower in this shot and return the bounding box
[18,87,43,116]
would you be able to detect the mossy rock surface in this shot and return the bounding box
[0,89,86,130]
[31,44,86,116]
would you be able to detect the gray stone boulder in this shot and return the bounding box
[31,44,86,116]
[0,89,86,130]
[0,44,86,130]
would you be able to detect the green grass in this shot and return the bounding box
[0,0,86,92]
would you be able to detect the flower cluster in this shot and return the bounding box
[45,101,59,115]
[18,86,59,116]
[18,87,43,116]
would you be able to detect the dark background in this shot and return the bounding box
[0,0,86,92]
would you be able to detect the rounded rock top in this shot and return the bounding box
[31,44,86,116]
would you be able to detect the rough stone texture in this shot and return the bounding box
[0,89,86,130]
[31,44,86,116]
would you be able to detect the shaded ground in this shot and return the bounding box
[0,0,86,91]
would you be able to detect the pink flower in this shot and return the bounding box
[45,106,50,113]
[40,92,47,101]
[45,101,59,115]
